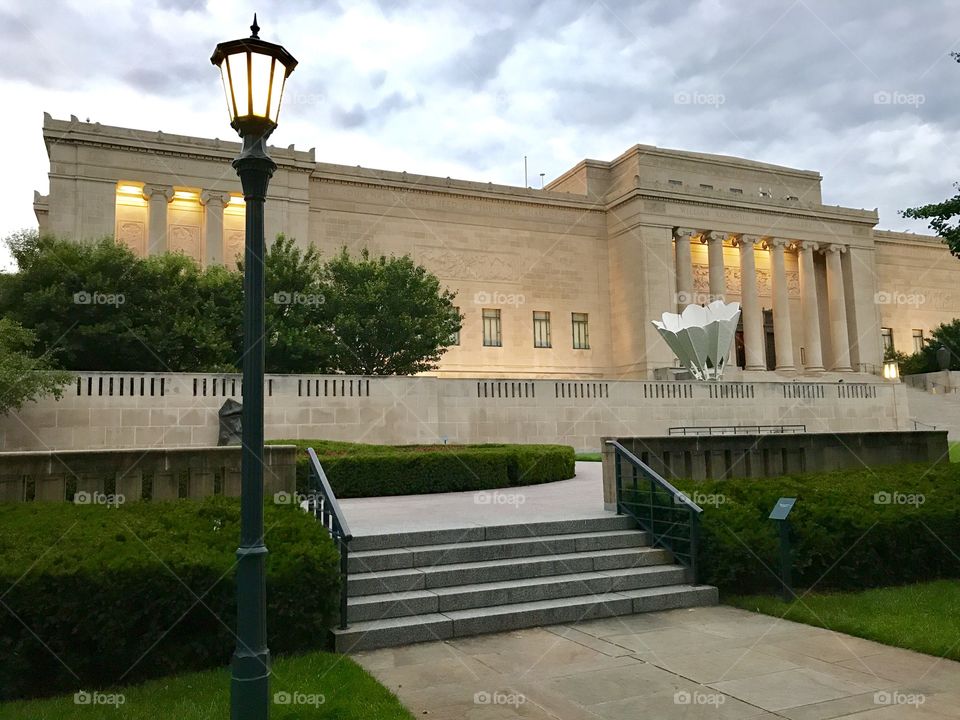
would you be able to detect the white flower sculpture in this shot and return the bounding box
[652,300,741,381]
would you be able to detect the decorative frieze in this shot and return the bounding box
[692,262,799,297]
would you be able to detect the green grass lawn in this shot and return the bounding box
[950,441,960,463]
[0,651,413,720]
[728,580,960,661]
[575,452,601,461]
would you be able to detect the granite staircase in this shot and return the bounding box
[332,515,717,652]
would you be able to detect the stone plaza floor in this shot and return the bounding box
[354,604,960,719]
[338,461,609,535]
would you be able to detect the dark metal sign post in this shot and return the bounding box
[769,497,797,603]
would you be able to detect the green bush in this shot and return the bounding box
[0,498,340,701]
[678,462,960,595]
[272,440,576,498]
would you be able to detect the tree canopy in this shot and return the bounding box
[0,317,72,415]
[0,231,461,376]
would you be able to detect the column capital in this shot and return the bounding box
[703,230,728,245]
[794,240,819,253]
[200,190,230,207]
[762,237,790,250]
[821,243,848,254]
[673,227,697,240]
[732,233,761,247]
[143,185,173,202]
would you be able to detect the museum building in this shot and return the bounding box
[34,113,959,379]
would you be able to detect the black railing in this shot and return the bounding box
[912,419,938,431]
[306,447,352,630]
[668,424,805,436]
[607,440,702,583]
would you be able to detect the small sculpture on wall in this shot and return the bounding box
[218,398,243,446]
[652,300,741,381]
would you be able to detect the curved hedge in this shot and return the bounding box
[0,498,340,701]
[274,440,576,498]
[680,462,960,595]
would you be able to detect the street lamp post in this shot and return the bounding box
[211,16,297,720]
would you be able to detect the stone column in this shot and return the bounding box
[673,228,696,306]
[735,234,765,370]
[797,241,824,371]
[705,230,726,301]
[823,244,852,371]
[201,191,228,267]
[765,238,795,371]
[144,185,172,256]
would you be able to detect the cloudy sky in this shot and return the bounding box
[0,0,957,269]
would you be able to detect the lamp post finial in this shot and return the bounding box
[251,13,260,38]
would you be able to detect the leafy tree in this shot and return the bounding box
[0,231,241,372]
[239,234,334,374]
[1,232,461,376]
[0,318,72,414]
[910,319,960,372]
[321,248,462,375]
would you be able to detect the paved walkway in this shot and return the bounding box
[339,461,607,535]
[354,605,960,719]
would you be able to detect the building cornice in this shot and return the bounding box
[606,186,879,228]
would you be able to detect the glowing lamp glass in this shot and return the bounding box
[211,18,297,134]
[883,361,900,380]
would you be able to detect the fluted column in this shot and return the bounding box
[765,238,795,371]
[823,244,852,371]
[201,191,229,268]
[735,234,765,370]
[673,228,696,306]
[797,240,824,371]
[705,230,726,301]
[144,185,173,256]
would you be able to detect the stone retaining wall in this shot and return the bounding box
[0,444,297,502]
[0,372,911,453]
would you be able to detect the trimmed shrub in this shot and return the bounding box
[273,440,576,498]
[679,462,960,595]
[0,498,340,701]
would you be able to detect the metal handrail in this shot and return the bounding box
[606,440,703,583]
[912,419,938,431]
[306,447,352,630]
[668,424,806,436]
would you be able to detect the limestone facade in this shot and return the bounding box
[34,114,959,378]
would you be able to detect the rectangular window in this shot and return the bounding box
[881,327,894,352]
[451,306,460,346]
[482,309,501,347]
[699,183,714,190]
[668,179,682,186]
[912,329,924,354]
[729,187,743,194]
[533,311,551,348]
[572,312,590,349]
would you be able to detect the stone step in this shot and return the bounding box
[348,546,674,596]
[348,515,638,552]
[347,565,690,622]
[347,529,650,574]
[333,584,718,652]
